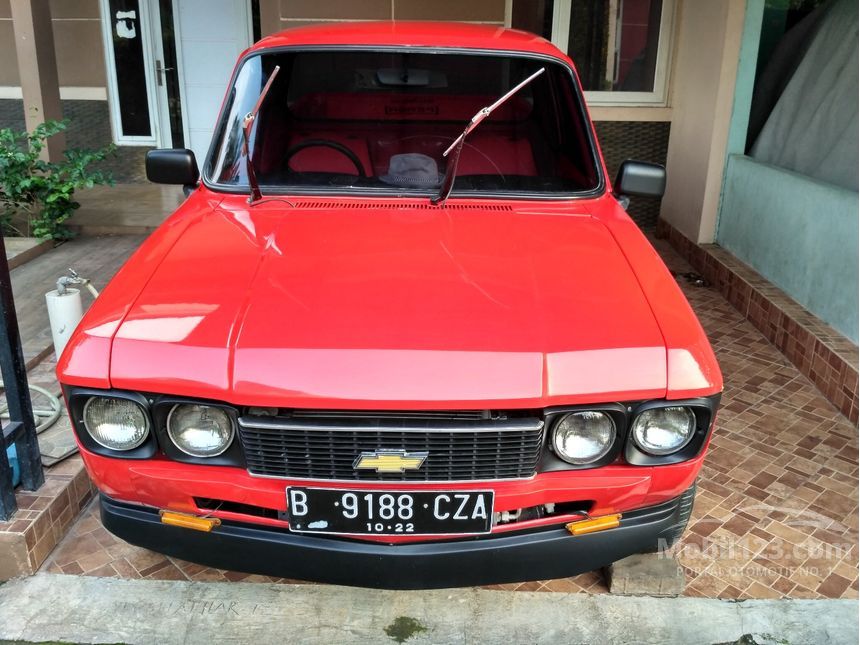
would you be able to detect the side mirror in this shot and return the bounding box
[614,160,666,198]
[145,149,199,191]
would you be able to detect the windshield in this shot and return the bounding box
[205,49,602,197]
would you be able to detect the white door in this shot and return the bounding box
[172,0,253,164]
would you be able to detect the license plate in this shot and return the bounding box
[286,487,494,536]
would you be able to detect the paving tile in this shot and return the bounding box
[720,584,747,599]
[145,561,188,581]
[59,561,84,575]
[190,569,231,582]
[138,559,172,578]
[770,576,796,596]
[542,578,585,593]
[76,549,116,574]
[722,515,757,537]
[85,563,120,578]
[110,558,143,580]
[789,585,820,599]
[816,572,852,597]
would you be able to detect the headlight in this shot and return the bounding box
[83,397,149,451]
[552,411,616,465]
[167,404,234,457]
[631,406,696,455]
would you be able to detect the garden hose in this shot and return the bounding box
[0,384,62,433]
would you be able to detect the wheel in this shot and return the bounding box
[653,481,696,552]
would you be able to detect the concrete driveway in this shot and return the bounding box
[0,573,856,644]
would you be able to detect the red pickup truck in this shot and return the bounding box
[58,21,722,589]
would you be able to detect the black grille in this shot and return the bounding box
[238,412,544,481]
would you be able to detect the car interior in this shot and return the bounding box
[207,51,601,195]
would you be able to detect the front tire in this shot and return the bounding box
[653,481,696,551]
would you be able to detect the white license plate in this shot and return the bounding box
[286,487,494,535]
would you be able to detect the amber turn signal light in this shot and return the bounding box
[565,513,621,536]
[159,510,221,532]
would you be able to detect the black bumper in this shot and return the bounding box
[100,492,690,589]
[101,495,685,589]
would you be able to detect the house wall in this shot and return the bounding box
[0,0,672,229]
[0,0,509,92]
[718,155,859,342]
[0,0,134,177]
[713,0,859,342]
[658,0,746,244]
[253,0,674,229]
[256,0,506,33]
[0,0,106,94]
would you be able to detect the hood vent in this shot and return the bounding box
[291,201,513,211]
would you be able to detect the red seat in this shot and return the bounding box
[457,134,537,176]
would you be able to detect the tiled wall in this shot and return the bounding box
[0,99,148,183]
[594,120,670,230]
[0,456,95,580]
[658,218,859,425]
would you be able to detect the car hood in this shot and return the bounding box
[109,199,667,407]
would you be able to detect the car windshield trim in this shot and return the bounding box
[200,46,606,201]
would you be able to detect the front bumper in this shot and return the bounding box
[100,491,689,589]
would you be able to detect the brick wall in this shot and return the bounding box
[0,99,147,183]
[594,121,670,230]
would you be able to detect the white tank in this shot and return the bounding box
[45,288,84,359]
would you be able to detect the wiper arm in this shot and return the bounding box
[242,65,280,204]
[431,67,545,206]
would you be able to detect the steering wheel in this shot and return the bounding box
[282,139,366,177]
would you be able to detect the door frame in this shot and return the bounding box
[144,1,175,148]
[99,0,170,147]
[504,0,677,107]
[170,0,254,157]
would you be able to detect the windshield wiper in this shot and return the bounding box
[242,65,280,204]
[431,67,545,206]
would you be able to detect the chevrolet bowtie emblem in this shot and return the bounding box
[353,450,428,473]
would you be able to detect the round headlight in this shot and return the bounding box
[167,404,234,457]
[631,406,696,455]
[552,411,617,465]
[83,397,149,451]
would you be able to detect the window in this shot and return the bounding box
[509,0,675,105]
[206,50,602,198]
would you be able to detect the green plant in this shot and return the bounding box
[0,120,114,240]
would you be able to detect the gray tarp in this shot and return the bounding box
[751,0,859,191]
